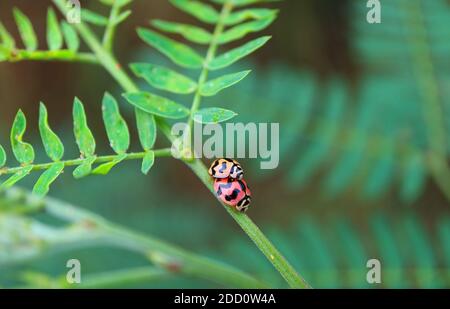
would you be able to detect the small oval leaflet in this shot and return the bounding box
[209,36,271,71]
[141,151,155,175]
[92,153,127,175]
[39,103,65,162]
[61,21,80,52]
[225,8,278,26]
[170,0,219,24]
[13,8,37,51]
[0,22,15,50]
[10,110,35,165]
[46,8,63,51]
[137,28,203,69]
[102,93,130,154]
[201,70,251,97]
[123,92,190,119]
[81,9,109,26]
[73,98,96,157]
[130,63,197,95]
[73,156,97,179]
[151,19,212,45]
[135,109,157,151]
[0,165,33,191]
[193,108,238,124]
[32,162,65,197]
[218,15,276,44]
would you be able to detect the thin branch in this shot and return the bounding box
[0,148,172,176]
[102,1,123,52]
[186,1,233,131]
[1,47,98,64]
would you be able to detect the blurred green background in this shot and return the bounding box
[1,0,450,288]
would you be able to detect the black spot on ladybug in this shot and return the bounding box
[225,189,240,201]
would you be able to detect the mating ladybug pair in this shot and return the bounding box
[208,158,252,212]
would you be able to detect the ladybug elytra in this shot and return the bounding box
[214,177,252,212]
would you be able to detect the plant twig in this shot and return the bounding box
[0,148,172,176]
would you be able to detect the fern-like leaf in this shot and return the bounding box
[0,94,167,197]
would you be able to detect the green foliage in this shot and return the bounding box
[0,6,96,63]
[123,92,190,119]
[200,70,251,96]
[193,108,237,124]
[13,8,38,51]
[208,36,271,70]
[127,0,275,129]
[130,63,198,94]
[0,94,162,197]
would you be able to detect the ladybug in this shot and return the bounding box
[214,178,251,212]
[208,158,244,180]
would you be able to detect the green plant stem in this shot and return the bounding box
[52,0,311,288]
[187,2,233,131]
[5,49,97,64]
[102,1,122,52]
[0,148,172,176]
[184,158,311,288]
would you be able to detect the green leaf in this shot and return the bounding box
[73,98,96,157]
[135,110,157,151]
[193,108,238,124]
[0,165,33,191]
[130,63,197,94]
[39,103,65,162]
[32,162,64,197]
[73,156,96,179]
[137,28,203,69]
[92,154,127,175]
[10,110,35,165]
[47,8,63,51]
[212,0,281,6]
[115,10,132,24]
[151,20,212,44]
[201,70,251,96]
[13,8,38,51]
[99,0,132,7]
[102,93,130,154]
[0,144,6,168]
[61,21,80,52]
[0,22,15,49]
[141,151,155,175]
[170,0,219,24]
[123,92,190,119]
[225,8,278,26]
[209,36,271,70]
[81,9,109,26]
[218,15,276,44]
